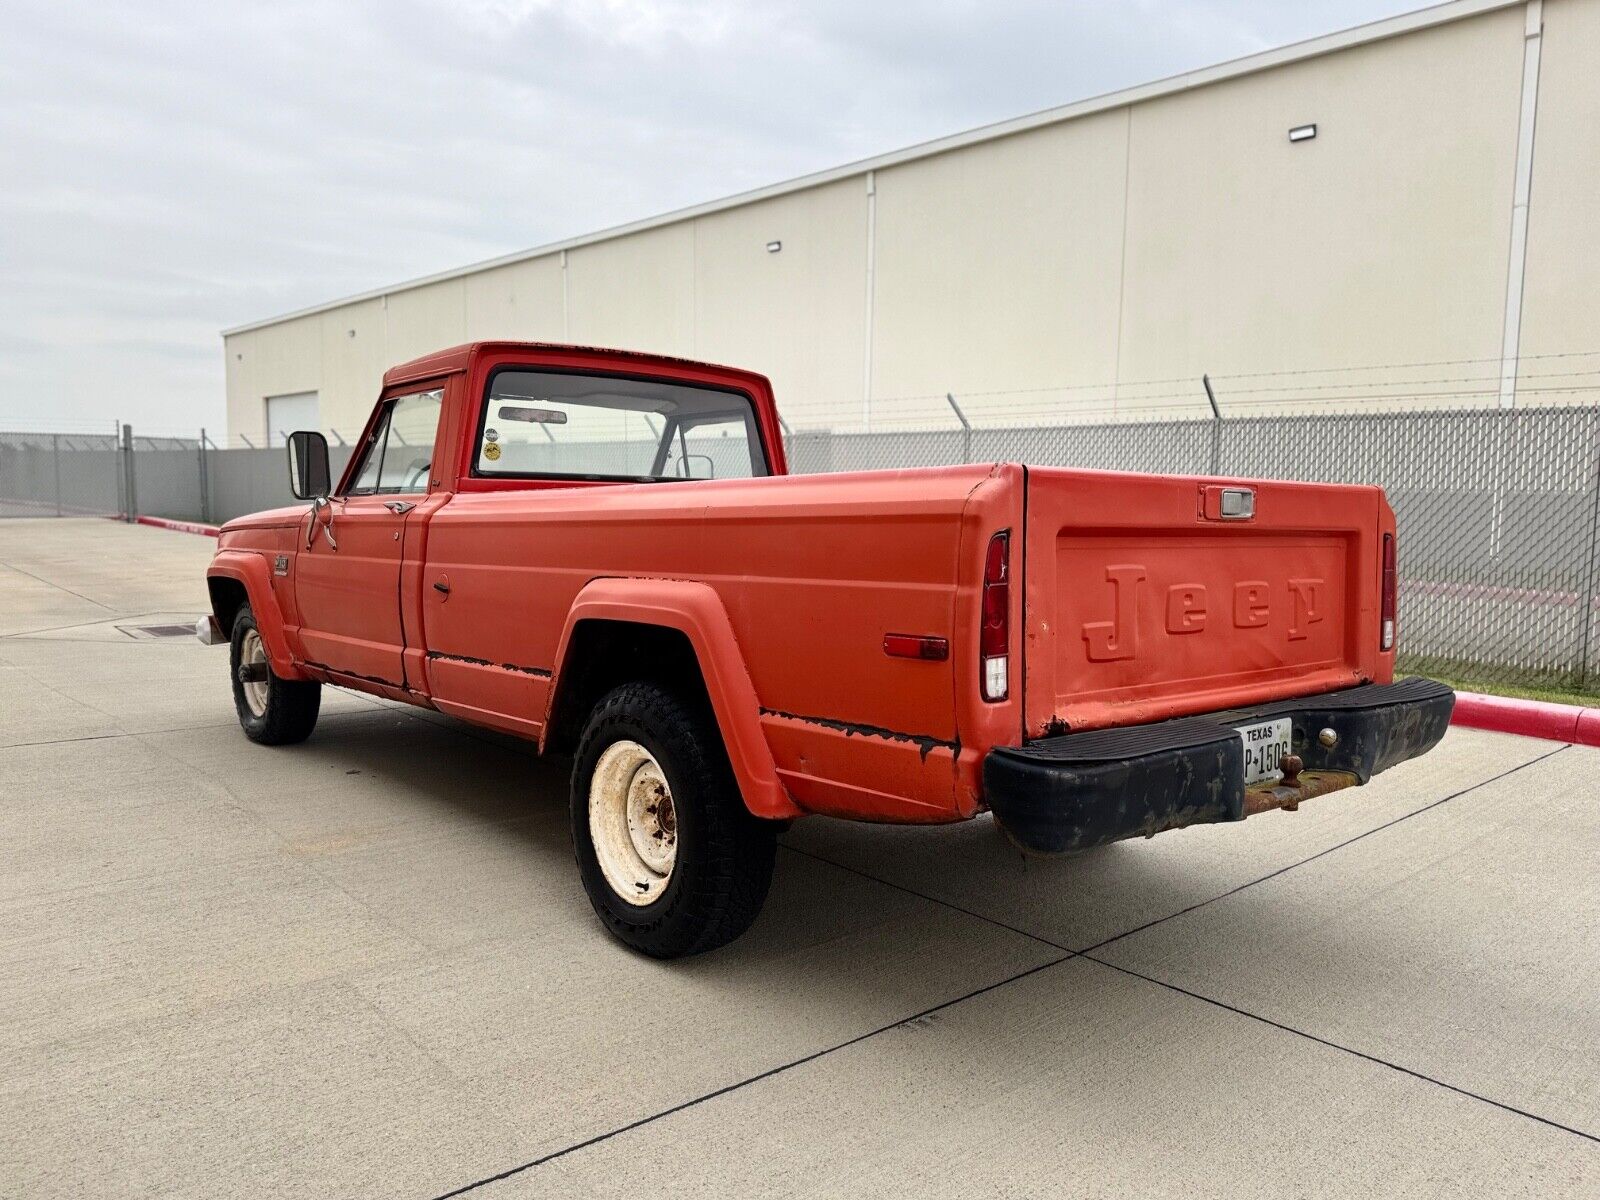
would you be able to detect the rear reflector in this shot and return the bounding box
[981,531,1010,701]
[884,633,949,661]
[1381,532,1397,651]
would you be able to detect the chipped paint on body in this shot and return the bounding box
[760,706,957,762]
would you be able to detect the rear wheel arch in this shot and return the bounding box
[545,619,706,755]
[544,582,800,821]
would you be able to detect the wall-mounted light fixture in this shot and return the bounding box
[765,240,782,253]
[1288,123,1317,143]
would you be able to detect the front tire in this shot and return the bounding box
[230,605,321,745]
[571,682,776,958]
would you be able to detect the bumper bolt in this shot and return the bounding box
[1318,727,1338,748]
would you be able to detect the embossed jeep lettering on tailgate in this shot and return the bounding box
[1082,563,1328,659]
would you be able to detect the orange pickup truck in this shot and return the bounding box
[201,341,1452,957]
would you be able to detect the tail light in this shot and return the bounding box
[981,531,1010,701]
[1380,532,1396,651]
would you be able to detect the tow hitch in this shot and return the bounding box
[1242,756,1361,815]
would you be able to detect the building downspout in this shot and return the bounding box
[560,249,570,341]
[1497,0,1544,409]
[862,170,877,431]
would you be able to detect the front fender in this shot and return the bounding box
[548,578,799,820]
[206,550,308,680]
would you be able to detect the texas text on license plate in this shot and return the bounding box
[1236,717,1293,785]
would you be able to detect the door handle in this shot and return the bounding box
[433,581,450,595]
[384,500,416,514]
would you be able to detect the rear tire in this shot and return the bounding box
[230,605,321,745]
[571,682,776,958]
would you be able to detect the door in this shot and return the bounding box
[294,387,444,689]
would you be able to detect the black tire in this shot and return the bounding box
[230,605,321,745]
[571,682,776,958]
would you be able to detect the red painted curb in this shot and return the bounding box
[1450,690,1600,746]
[132,514,220,538]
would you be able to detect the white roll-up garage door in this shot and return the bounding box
[264,392,318,447]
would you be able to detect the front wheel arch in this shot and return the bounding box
[207,576,248,638]
[206,552,307,680]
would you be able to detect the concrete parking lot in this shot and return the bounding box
[3,518,1598,1198]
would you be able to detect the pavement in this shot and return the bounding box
[2,517,1597,1199]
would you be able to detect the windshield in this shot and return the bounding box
[474,369,767,483]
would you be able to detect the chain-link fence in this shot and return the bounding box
[5,404,1599,697]
[786,404,1600,696]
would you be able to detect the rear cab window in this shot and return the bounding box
[472,370,767,483]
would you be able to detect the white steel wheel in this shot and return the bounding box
[240,627,269,717]
[588,739,678,906]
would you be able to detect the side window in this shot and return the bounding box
[377,390,443,491]
[675,415,762,480]
[345,388,444,495]
[347,405,391,494]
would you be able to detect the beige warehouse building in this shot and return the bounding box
[223,0,1597,444]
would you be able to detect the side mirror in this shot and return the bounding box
[287,430,331,500]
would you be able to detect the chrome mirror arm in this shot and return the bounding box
[305,495,339,551]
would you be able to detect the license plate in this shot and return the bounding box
[1236,717,1293,785]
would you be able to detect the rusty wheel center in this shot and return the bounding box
[589,741,678,905]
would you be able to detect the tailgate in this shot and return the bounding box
[1023,467,1391,735]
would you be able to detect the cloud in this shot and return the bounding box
[0,0,1417,433]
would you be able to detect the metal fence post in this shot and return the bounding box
[52,433,61,516]
[121,423,137,523]
[113,419,125,519]
[198,428,211,524]
[1578,410,1600,687]
[1203,374,1222,474]
[947,393,972,464]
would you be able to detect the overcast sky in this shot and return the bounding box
[0,0,1425,435]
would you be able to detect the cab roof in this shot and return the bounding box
[381,341,757,390]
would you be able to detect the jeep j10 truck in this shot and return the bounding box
[200,341,1453,957]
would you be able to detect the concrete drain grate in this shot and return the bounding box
[119,623,197,640]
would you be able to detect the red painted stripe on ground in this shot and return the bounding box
[1451,690,1600,746]
[132,514,220,538]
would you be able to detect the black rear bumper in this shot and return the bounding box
[982,677,1454,855]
